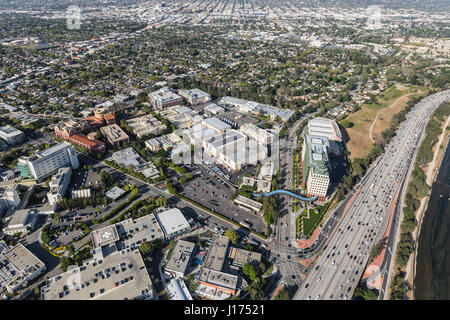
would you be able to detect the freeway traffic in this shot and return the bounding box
[293,90,450,300]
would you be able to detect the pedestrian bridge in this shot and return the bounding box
[252,190,318,201]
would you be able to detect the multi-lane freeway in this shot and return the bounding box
[293,90,450,300]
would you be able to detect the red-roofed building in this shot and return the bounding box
[55,119,106,154]
[83,108,116,129]
[69,134,105,154]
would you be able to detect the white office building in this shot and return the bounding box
[148,87,183,109]
[0,125,25,145]
[166,278,193,300]
[155,208,190,239]
[178,88,211,105]
[306,168,330,199]
[2,209,40,236]
[47,167,72,205]
[239,123,275,145]
[17,142,79,181]
[0,185,21,216]
[204,103,225,115]
[0,242,46,294]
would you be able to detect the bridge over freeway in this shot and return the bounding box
[252,190,318,201]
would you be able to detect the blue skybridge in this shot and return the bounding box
[252,190,318,202]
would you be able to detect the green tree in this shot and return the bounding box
[275,289,290,300]
[225,229,238,245]
[140,241,152,255]
[353,288,378,300]
[243,263,256,281]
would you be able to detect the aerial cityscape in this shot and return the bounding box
[0,0,449,306]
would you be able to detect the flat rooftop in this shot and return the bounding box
[115,215,165,251]
[91,225,120,248]
[165,240,195,275]
[101,124,129,143]
[0,125,23,137]
[155,208,190,238]
[229,248,262,267]
[203,235,229,271]
[36,142,72,159]
[112,147,142,168]
[198,267,238,291]
[202,117,231,132]
[41,249,152,300]
[105,186,126,200]
[1,243,45,284]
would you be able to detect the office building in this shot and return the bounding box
[100,124,129,146]
[204,103,225,115]
[125,115,167,139]
[112,148,159,179]
[0,185,21,216]
[47,167,72,205]
[164,240,196,278]
[178,88,211,105]
[240,123,275,145]
[0,242,46,294]
[204,130,246,158]
[219,96,294,122]
[155,208,190,239]
[203,235,229,271]
[241,177,271,193]
[196,268,238,299]
[166,278,193,300]
[144,139,161,152]
[0,126,25,145]
[18,142,79,181]
[306,168,330,200]
[302,134,331,200]
[148,87,183,109]
[112,147,143,169]
[228,248,262,268]
[158,105,201,129]
[2,209,40,236]
[105,187,126,200]
[258,162,274,180]
[91,215,164,257]
[218,139,267,171]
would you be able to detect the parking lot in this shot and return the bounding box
[68,168,102,194]
[180,169,266,234]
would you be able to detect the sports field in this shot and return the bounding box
[343,84,428,159]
